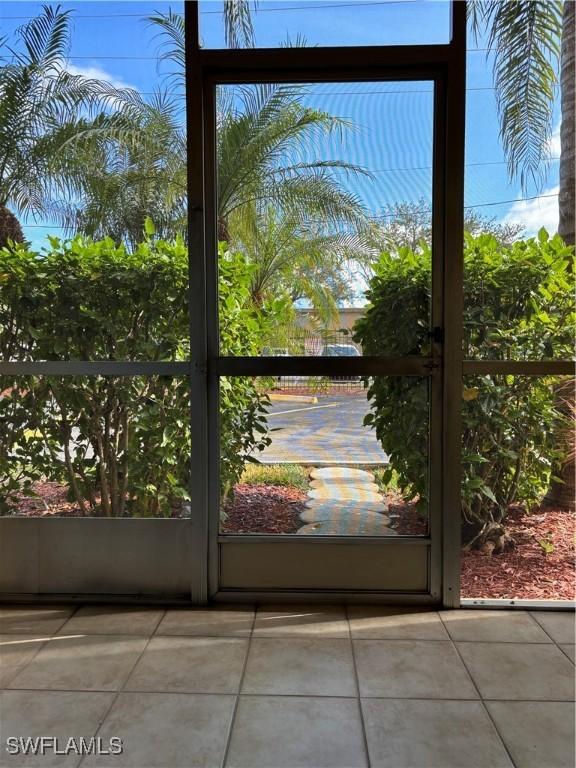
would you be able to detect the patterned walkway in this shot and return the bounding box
[298,467,396,536]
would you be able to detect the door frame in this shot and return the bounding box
[184,1,467,605]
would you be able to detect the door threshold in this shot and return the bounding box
[460,598,575,611]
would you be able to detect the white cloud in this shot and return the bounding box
[65,62,138,92]
[503,185,559,238]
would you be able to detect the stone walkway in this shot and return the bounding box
[298,467,396,536]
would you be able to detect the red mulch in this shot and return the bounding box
[9,481,83,517]
[385,489,428,536]
[221,484,307,534]
[461,506,576,601]
[8,481,575,601]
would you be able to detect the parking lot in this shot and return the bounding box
[259,393,389,465]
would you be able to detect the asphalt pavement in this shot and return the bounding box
[258,394,389,465]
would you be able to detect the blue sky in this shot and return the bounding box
[1,0,562,248]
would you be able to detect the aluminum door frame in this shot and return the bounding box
[183,1,466,604]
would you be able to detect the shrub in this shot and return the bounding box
[239,463,310,491]
[354,230,575,548]
[0,235,279,516]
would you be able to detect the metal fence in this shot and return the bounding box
[263,329,366,395]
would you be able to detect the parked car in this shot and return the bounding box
[321,343,361,380]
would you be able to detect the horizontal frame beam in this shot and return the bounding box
[218,535,431,546]
[462,360,575,376]
[215,356,437,377]
[0,361,191,376]
[192,46,457,76]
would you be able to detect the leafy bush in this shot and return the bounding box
[0,235,278,516]
[354,230,574,548]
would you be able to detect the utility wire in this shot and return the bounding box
[20,192,560,229]
[0,1,451,20]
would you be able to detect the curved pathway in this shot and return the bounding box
[297,467,396,536]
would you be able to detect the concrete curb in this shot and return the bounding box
[269,394,318,404]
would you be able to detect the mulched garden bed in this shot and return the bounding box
[221,483,307,534]
[461,506,575,601]
[385,489,428,536]
[8,481,84,517]
[7,480,575,601]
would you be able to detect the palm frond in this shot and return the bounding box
[223,0,258,48]
[146,10,185,91]
[479,0,562,191]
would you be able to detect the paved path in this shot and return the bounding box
[298,467,396,536]
[259,394,389,465]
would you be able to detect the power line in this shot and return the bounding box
[19,192,560,229]
[464,193,558,210]
[0,1,447,21]
[371,158,559,174]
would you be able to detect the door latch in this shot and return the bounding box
[428,326,445,344]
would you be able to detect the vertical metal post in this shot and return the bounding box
[185,1,209,603]
[442,0,467,607]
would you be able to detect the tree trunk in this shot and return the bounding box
[545,4,575,511]
[0,205,24,250]
[558,0,575,247]
[544,377,576,511]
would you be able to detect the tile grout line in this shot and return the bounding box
[557,645,576,665]
[75,607,165,768]
[346,604,372,768]
[3,685,574,704]
[221,607,257,768]
[437,612,519,768]
[528,610,575,649]
[1,605,82,687]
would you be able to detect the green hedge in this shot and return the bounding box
[354,230,574,548]
[0,235,279,516]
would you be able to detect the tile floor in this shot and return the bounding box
[0,604,574,768]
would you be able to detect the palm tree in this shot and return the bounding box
[558,0,575,246]
[0,4,144,243]
[469,0,573,244]
[70,93,187,248]
[216,83,369,242]
[146,11,371,249]
[229,202,359,320]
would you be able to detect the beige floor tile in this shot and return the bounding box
[226,695,368,767]
[560,644,575,663]
[441,610,551,643]
[354,640,478,699]
[7,634,147,691]
[0,605,74,634]
[0,634,47,687]
[457,642,575,700]
[125,636,248,693]
[57,606,164,636]
[242,638,356,696]
[362,698,513,768]
[0,690,114,767]
[81,692,235,768]
[156,606,254,636]
[487,701,576,768]
[253,604,349,638]
[349,607,448,640]
[530,611,575,645]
